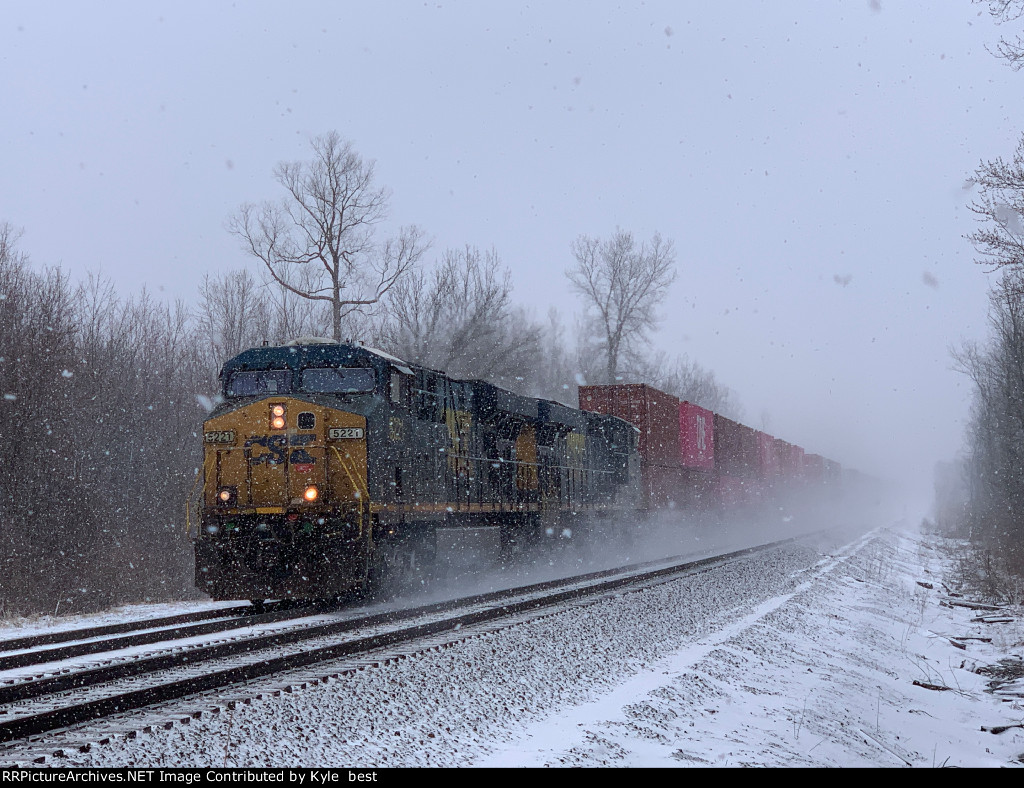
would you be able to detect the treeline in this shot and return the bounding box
[0,226,737,616]
[949,270,1024,574]
[196,243,742,415]
[0,224,204,614]
[945,118,1024,582]
[0,151,741,616]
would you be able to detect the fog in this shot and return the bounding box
[2,1,1017,498]
[372,478,903,614]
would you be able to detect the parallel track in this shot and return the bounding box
[0,601,314,672]
[0,536,816,748]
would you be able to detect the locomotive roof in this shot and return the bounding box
[221,341,636,435]
[220,341,416,377]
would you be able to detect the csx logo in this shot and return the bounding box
[244,434,315,466]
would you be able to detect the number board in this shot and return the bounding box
[204,430,236,444]
[329,427,365,440]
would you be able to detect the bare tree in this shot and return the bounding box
[195,269,272,371]
[228,132,427,342]
[968,135,1024,272]
[977,0,1024,69]
[380,246,543,391]
[532,308,578,404]
[566,229,677,384]
[954,268,1024,568]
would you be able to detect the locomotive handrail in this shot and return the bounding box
[184,467,201,538]
[330,446,368,499]
[330,445,369,537]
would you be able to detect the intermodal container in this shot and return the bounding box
[803,453,826,483]
[713,414,759,479]
[644,463,685,510]
[756,431,781,480]
[579,384,681,468]
[717,474,756,508]
[679,401,715,471]
[777,440,805,482]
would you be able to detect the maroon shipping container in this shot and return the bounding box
[713,414,759,478]
[756,431,781,480]
[679,401,715,471]
[777,440,805,482]
[803,453,826,483]
[644,463,685,510]
[683,467,717,510]
[579,384,681,467]
[717,474,758,508]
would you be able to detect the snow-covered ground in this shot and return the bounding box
[5,520,1024,768]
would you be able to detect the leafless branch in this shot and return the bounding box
[566,229,677,384]
[228,132,427,341]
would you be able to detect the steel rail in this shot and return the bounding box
[0,602,321,672]
[0,605,265,655]
[0,538,794,744]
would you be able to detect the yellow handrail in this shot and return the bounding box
[330,445,369,537]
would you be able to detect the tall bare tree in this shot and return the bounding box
[195,269,272,372]
[228,132,427,342]
[566,229,677,384]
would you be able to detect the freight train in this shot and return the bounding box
[193,339,841,602]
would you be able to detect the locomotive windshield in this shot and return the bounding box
[299,367,375,394]
[227,370,293,396]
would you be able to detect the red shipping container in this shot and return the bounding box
[679,401,715,471]
[579,384,681,467]
[803,453,826,483]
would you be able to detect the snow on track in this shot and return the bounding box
[8,523,1021,767]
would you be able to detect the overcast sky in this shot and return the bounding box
[2,2,1019,501]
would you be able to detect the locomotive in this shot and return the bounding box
[194,339,642,601]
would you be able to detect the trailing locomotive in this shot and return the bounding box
[194,339,641,601]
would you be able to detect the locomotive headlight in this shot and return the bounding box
[216,487,236,506]
[303,485,319,502]
[270,403,286,430]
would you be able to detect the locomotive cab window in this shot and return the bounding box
[299,367,375,394]
[227,370,293,397]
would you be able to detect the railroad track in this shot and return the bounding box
[0,536,812,756]
[0,600,314,672]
